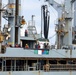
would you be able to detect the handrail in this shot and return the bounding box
[2,64,76,71]
[50,64,76,70]
[44,64,76,71]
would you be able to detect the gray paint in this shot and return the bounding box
[7,0,21,46]
[8,0,15,46]
[0,71,76,75]
[0,47,76,58]
[74,1,76,28]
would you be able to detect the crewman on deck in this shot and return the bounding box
[25,44,29,48]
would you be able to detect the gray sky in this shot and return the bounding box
[2,0,64,44]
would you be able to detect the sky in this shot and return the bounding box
[2,0,64,45]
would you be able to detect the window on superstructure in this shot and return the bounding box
[49,60,57,64]
[6,60,11,71]
[0,59,2,71]
[58,60,66,64]
[16,60,24,71]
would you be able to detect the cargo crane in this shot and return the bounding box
[72,1,76,44]
[0,0,75,49]
[0,0,26,47]
[45,0,76,49]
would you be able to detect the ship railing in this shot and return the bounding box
[5,45,51,50]
[3,66,26,71]
[2,66,37,71]
[2,64,76,71]
[28,67,36,71]
[48,64,76,71]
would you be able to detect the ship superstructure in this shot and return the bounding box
[0,0,76,75]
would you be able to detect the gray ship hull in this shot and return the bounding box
[0,71,76,75]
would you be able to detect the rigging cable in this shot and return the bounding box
[49,33,56,39]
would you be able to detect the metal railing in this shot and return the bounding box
[49,64,76,71]
[1,64,76,71]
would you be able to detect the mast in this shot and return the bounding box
[8,0,15,46]
[15,0,19,44]
[0,0,2,31]
[7,0,21,46]
[0,0,4,53]
[15,0,21,44]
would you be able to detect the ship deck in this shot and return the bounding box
[0,47,76,58]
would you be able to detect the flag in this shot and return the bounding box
[34,49,49,55]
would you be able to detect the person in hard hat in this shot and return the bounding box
[25,44,29,48]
